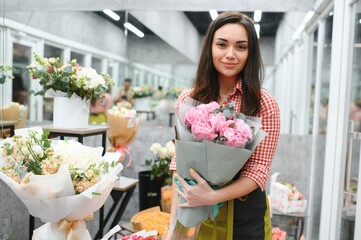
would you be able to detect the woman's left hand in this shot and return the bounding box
[175,168,216,208]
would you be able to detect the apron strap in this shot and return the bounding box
[226,199,234,240]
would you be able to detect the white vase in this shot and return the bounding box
[53,97,90,128]
[133,97,151,111]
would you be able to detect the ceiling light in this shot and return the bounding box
[103,9,120,21]
[254,10,262,22]
[209,10,218,21]
[124,22,144,38]
[254,23,260,39]
[359,18,361,24]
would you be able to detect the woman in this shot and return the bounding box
[168,12,280,239]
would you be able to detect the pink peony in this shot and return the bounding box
[201,101,220,113]
[234,119,253,140]
[209,113,229,132]
[185,106,210,126]
[223,128,249,148]
[191,119,218,141]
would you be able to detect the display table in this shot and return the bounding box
[94,176,139,240]
[41,124,109,155]
[0,120,17,137]
[169,112,175,127]
[137,110,155,121]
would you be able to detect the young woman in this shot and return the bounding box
[168,12,280,239]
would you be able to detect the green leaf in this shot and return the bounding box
[212,109,221,114]
[222,108,233,119]
[234,113,246,120]
[0,76,5,84]
[64,66,72,73]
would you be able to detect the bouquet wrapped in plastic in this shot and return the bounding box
[0,128,123,239]
[107,105,140,165]
[173,97,267,233]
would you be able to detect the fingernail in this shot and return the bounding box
[189,168,195,173]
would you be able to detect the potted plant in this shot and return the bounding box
[27,53,113,128]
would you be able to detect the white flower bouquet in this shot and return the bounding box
[0,129,123,239]
[27,53,113,100]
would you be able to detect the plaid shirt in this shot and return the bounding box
[169,81,280,191]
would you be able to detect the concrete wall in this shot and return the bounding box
[275,12,307,62]
[4,11,128,57]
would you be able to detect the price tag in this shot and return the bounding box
[127,118,137,128]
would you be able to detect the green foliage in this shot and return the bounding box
[0,65,15,84]
[27,53,114,100]
[144,157,172,183]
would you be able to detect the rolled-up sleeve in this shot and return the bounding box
[239,90,280,191]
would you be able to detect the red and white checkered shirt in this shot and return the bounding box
[169,80,280,191]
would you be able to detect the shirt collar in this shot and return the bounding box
[228,80,243,97]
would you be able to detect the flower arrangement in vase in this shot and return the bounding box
[27,54,114,128]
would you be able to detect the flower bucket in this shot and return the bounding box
[133,97,151,111]
[53,97,90,128]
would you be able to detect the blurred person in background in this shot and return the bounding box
[114,78,135,105]
[12,73,27,104]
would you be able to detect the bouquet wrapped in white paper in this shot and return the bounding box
[0,128,123,240]
[174,97,267,228]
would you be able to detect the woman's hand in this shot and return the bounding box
[175,168,217,208]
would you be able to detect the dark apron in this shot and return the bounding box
[196,187,272,240]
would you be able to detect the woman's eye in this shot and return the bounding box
[216,43,226,47]
[237,45,247,50]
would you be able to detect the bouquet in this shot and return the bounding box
[101,225,157,240]
[174,97,267,228]
[27,53,114,100]
[144,141,175,185]
[133,85,154,98]
[270,173,307,214]
[165,86,184,99]
[0,128,123,239]
[272,227,287,240]
[107,105,140,165]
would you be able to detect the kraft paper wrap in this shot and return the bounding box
[107,114,140,148]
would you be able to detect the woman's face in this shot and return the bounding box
[212,23,249,80]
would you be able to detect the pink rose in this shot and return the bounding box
[191,119,218,141]
[234,119,253,140]
[223,128,249,148]
[184,106,210,126]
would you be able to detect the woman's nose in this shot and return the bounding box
[225,47,235,59]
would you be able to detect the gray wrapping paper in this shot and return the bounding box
[175,127,267,227]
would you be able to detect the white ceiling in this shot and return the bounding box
[2,0,313,12]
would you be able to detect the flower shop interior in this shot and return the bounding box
[0,0,360,239]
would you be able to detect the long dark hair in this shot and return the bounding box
[191,11,263,116]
